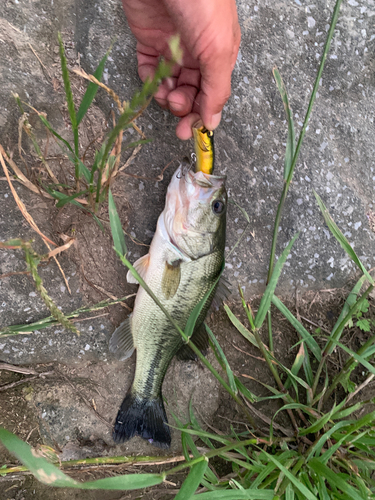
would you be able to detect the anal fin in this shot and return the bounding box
[176,323,209,361]
[109,317,134,361]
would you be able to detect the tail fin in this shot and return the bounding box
[113,392,171,449]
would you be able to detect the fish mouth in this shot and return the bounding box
[186,167,226,188]
[182,222,217,235]
[176,159,226,187]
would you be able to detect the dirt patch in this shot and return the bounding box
[1,281,374,497]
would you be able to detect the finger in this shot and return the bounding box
[154,77,178,108]
[166,67,200,115]
[136,45,180,108]
[167,86,198,116]
[137,45,181,81]
[175,112,201,140]
[199,30,241,130]
[199,54,233,130]
[137,61,172,108]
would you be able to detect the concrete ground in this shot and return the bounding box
[0,0,374,497]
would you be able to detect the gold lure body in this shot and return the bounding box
[192,120,215,175]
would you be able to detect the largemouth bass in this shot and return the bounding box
[192,120,215,175]
[110,162,227,448]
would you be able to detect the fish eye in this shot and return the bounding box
[212,199,225,215]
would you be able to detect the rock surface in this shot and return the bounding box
[0,0,374,474]
[73,0,375,294]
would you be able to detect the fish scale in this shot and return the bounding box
[132,251,223,398]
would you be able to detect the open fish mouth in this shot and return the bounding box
[177,160,226,187]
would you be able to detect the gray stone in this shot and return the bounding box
[0,0,374,463]
[72,0,375,295]
[0,0,75,141]
[32,355,220,455]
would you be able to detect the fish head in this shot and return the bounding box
[163,163,227,259]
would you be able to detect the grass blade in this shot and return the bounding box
[255,234,299,330]
[285,483,295,500]
[308,459,366,500]
[306,420,350,461]
[173,410,218,488]
[108,188,127,257]
[193,491,275,499]
[284,343,305,391]
[332,274,369,332]
[38,114,74,154]
[324,284,373,358]
[184,264,224,339]
[37,113,91,183]
[174,459,208,500]
[298,407,336,436]
[76,45,112,125]
[0,295,133,336]
[329,338,375,378]
[272,295,321,361]
[55,191,87,208]
[206,324,237,394]
[274,359,310,391]
[58,33,77,130]
[302,346,314,397]
[224,304,257,347]
[260,450,318,500]
[0,427,163,490]
[46,190,104,230]
[234,378,258,403]
[314,191,373,284]
[272,66,295,180]
[0,427,78,487]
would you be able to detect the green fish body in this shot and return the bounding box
[110,163,227,448]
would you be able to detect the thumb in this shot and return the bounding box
[198,30,240,130]
[199,56,232,131]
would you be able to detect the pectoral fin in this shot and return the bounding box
[161,260,181,300]
[127,254,150,284]
[109,317,134,360]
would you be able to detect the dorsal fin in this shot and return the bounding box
[127,254,150,284]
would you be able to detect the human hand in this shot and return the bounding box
[122,0,241,139]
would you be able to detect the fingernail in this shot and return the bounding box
[209,112,222,130]
[165,77,175,90]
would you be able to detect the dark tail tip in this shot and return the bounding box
[113,392,171,449]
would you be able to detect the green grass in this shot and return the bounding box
[13,33,181,217]
[1,0,375,497]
